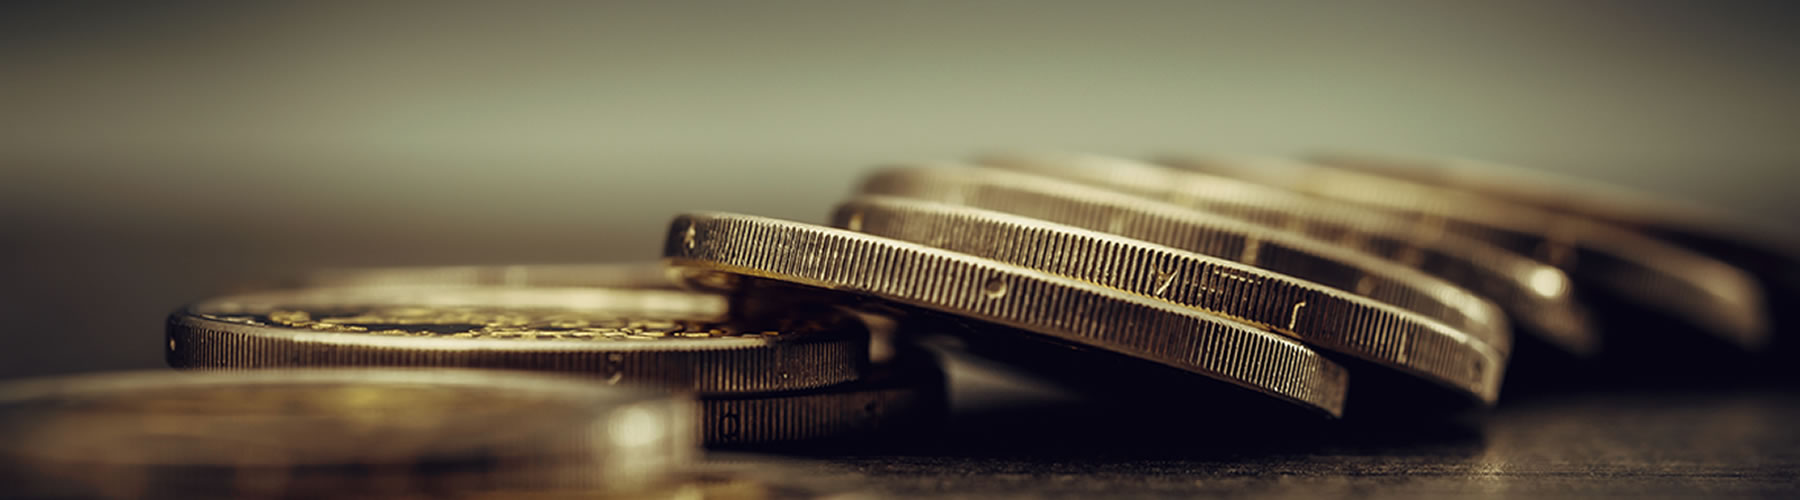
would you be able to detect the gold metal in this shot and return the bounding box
[0,369,693,498]
[832,195,1505,405]
[967,153,1601,355]
[1165,153,1771,350]
[167,286,868,394]
[662,212,1350,417]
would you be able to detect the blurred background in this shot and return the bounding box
[3,1,1798,380]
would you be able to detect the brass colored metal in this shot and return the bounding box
[0,369,693,498]
[862,163,1525,358]
[700,346,946,446]
[832,196,1505,405]
[965,154,1600,356]
[662,212,1350,417]
[167,286,868,394]
[1162,154,1770,350]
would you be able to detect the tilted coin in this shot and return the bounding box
[832,195,1504,405]
[701,344,946,446]
[860,163,1524,358]
[1310,152,1800,351]
[0,369,692,499]
[288,261,683,290]
[662,212,1349,417]
[167,286,868,394]
[1160,154,1770,351]
[965,153,1601,356]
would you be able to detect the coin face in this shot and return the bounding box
[832,195,1505,405]
[168,286,869,393]
[965,153,1604,356]
[1160,153,1771,351]
[663,212,1349,417]
[0,369,692,498]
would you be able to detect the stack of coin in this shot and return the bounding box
[21,148,1784,497]
[164,283,947,447]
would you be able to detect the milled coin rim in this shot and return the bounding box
[963,154,1593,356]
[832,195,1504,404]
[866,161,1528,358]
[1165,153,1770,351]
[663,212,1352,416]
[166,286,869,394]
[698,346,946,446]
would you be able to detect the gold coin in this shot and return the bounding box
[662,212,1349,417]
[1162,154,1770,351]
[167,286,868,394]
[700,345,946,446]
[862,162,1521,358]
[967,153,1600,356]
[0,369,692,499]
[833,195,1504,405]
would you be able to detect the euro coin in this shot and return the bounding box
[833,195,1504,405]
[662,212,1349,417]
[167,285,868,394]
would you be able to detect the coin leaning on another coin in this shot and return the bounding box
[857,163,1520,359]
[662,212,1350,417]
[166,285,869,394]
[963,154,1595,355]
[832,195,1505,405]
[1160,153,1770,351]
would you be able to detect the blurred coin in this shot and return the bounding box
[289,261,683,290]
[0,369,692,499]
[833,195,1504,405]
[701,344,946,447]
[662,212,1349,417]
[863,163,1532,358]
[1160,154,1770,351]
[1311,152,1800,348]
[167,286,868,394]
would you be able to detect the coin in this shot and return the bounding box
[167,286,868,394]
[832,195,1504,405]
[288,261,683,290]
[861,162,1526,358]
[0,369,692,499]
[701,345,946,446]
[1161,154,1771,351]
[1310,152,1800,351]
[662,212,1349,417]
[966,153,1601,356]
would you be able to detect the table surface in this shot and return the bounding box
[764,357,1800,499]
